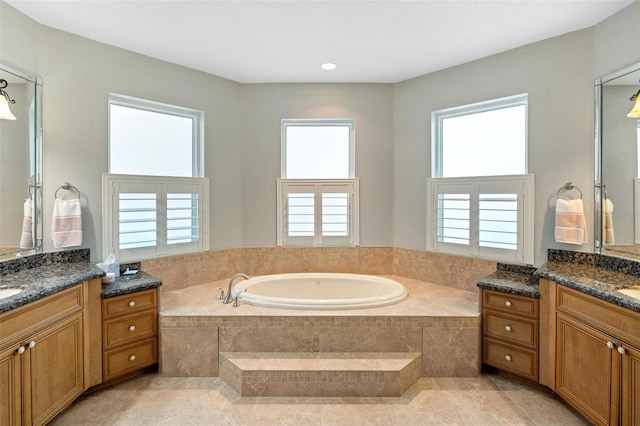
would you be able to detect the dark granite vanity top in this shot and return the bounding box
[536,259,640,313]
[101,271,162,298]
[0,261,104,314]
[0,250,161,315]
[477,263,540,298]
[478,250,640,314]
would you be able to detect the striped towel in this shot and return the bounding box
[51,198,82,248]
[555,198,587,245]
[603,198,615,245]
[19,198,33,249]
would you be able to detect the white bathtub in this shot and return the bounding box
[230,273,408,310]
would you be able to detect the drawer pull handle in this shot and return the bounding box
[128,301,136,307]
[504,301,512,307]
[28,341,36,349]
[607,341,615,349]
[129,354,136,362]
[618,346,627,355]
[17,346,25,355]
[505,355,512,362]
[505,325,512,332]
[129,325,136,332]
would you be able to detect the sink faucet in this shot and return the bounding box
[223,273,249,304]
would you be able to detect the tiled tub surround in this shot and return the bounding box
[141,246,497,294]
[160,276,481,397]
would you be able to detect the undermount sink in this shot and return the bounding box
[0,288,23,300]
[618,287,640,299]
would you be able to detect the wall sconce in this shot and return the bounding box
[628,87,640,118]
[0,79,16,120]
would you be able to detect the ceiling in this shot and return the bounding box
[5,0,635,83]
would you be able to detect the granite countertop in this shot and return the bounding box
[0,262,104,314]
[0,261,162,315]
[536,260,640,313]
[477,264,540,298]
[101,271,162,298]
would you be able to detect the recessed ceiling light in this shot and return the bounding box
[321,63,337,71]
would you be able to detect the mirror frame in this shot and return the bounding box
[595,60,640,256]
[0,62,43,261]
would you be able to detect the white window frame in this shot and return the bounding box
[431,93,528,178]
[429,94,532,264]
[278,118,358,247]
[108,93,205,177]
[427,175,534,264]
[281,118,355,178]
[102,174,210,262]
[277,179,359,247]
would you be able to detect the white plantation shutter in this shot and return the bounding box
[103,174,209,261]
[427,175,533,264]
[278,179,359,246]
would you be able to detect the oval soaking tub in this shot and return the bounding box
[230,273,407,310]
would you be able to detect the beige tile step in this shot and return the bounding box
[219,352,422,397]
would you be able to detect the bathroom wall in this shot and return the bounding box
[1,0,639,266]
[0,2,245,258]
[239,83,394,246]
[593,0,640,77]
[393,28,595,264]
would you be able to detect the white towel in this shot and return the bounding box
[555,198,587,245]
[19,198,33,249]
[51,198,82,248]
[603,198,615,245]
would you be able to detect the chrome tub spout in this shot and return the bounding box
[223,273,249,304]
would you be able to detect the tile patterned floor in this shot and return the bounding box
[50,372,588,425]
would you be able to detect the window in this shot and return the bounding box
[104,94,208,261]
[108,93,204,177]
[278,119,359,246]
[429,94,533,264]
[432,93,527,178]
[427,175,533,263]
[277,179,359,246]
[103,174,209,261]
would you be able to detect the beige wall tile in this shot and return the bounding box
[160,327,219,377]
[422,327,480,377]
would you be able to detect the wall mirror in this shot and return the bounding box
[596,60,640,259]
[0,63,42,261]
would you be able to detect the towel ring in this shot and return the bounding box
[557,182,583,200]
[54,182,80,200]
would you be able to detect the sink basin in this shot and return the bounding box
[618,287,640,299]
[0,288,23,300]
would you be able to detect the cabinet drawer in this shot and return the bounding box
[103,289,157,319]
[0,285,83,347]
[103,337,157,381]
[483,337,538,381]
[483,311,538,349]
[483,290,538,318]
[103,310,157,350]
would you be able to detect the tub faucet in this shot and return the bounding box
[223,273,249,304]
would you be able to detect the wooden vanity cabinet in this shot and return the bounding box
[102,289,158,382]
[0,285,85,426]
[481,289,539,381]
[554,285,640,426]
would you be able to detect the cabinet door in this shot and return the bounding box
[24,313,84,426]
[0,344,22,426]
[622,343,640,426]
[556,313,619,426]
